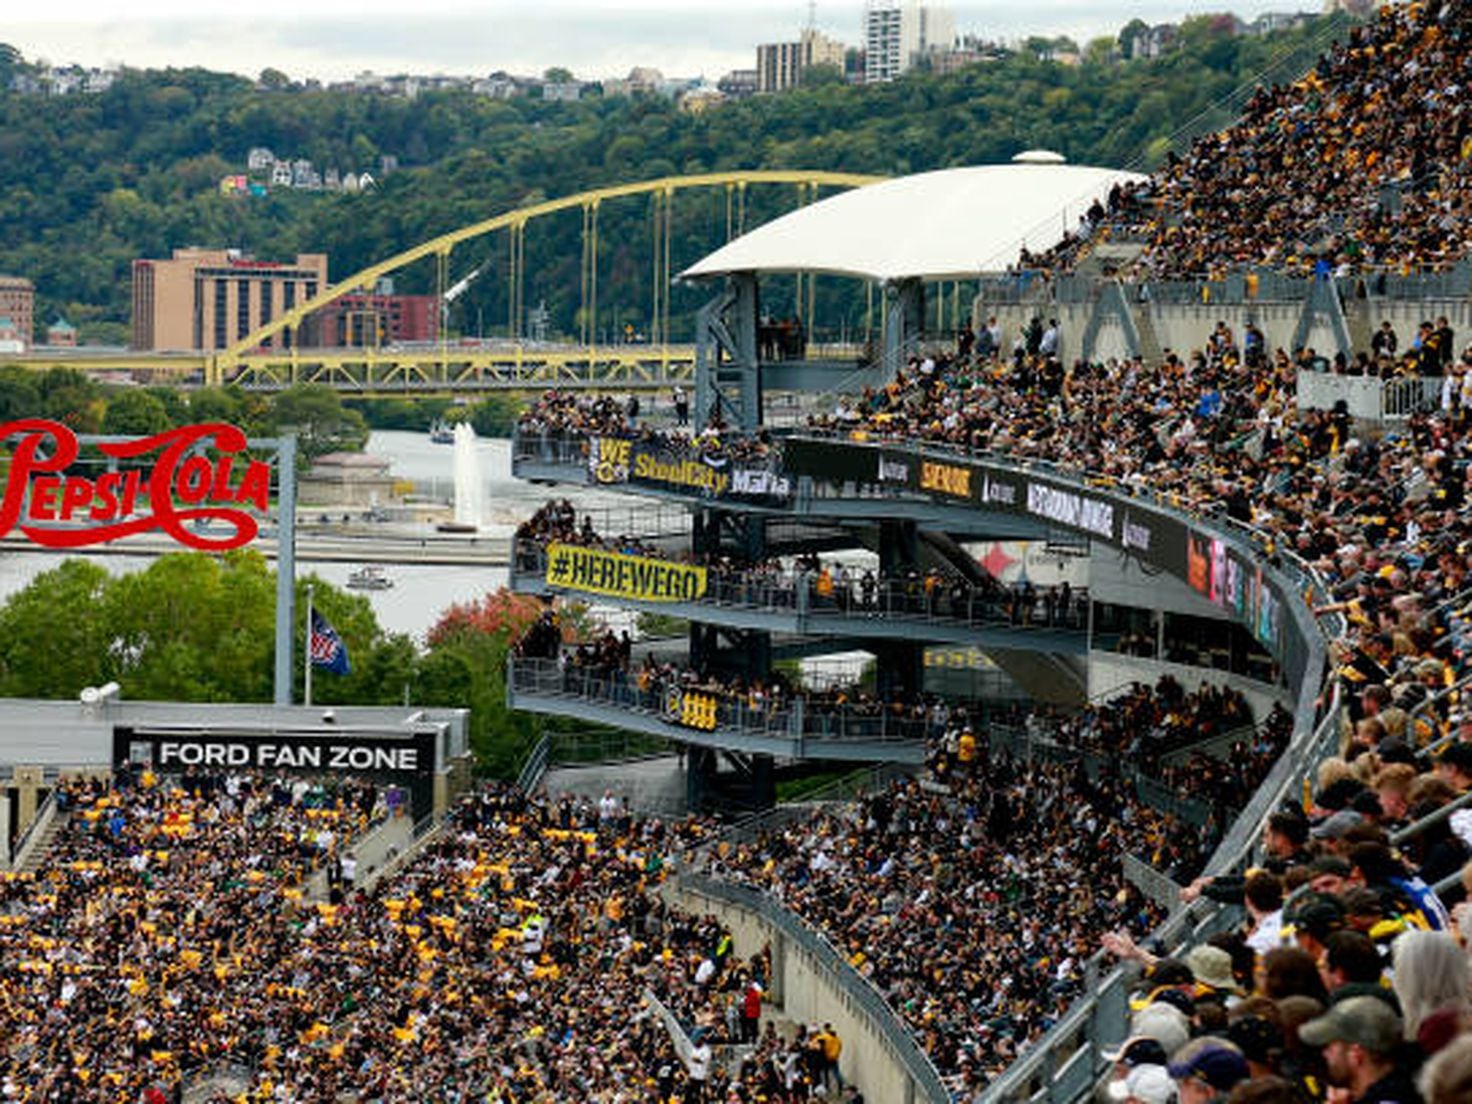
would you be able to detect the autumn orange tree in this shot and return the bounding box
[420,588,591,777]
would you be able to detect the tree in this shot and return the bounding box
[466,394,523,437]
[801,63,845,89]
[104,552,277,701]
[269,383,369,460]
[423,590,556,775]
[0,366,41,422]
[543,67,574,84]
[188,387,246,425]
[102,388,171,436]
[0,560,113,696]
[1084,37,1119,67]
[1118,18,1151,59]
[258,67,292,90]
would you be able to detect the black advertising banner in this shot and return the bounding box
[114,726,439,820]
[782,437,1189,576]
[781,436,1298,662]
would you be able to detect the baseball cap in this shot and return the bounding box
[1109,1064,1175,1104]
[1312,808,1365,840]
[1128,1003,1192,1059]
[1167,1041,1250,1091]
[1104,1036,1171,1067]
[1297,996,1403,1053]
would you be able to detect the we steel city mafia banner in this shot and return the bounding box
[587,435,791,503]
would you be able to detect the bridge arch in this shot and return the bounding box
[211,170,885,386]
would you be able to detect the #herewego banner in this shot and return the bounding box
[0,419,272,552]
[543,541,708,602]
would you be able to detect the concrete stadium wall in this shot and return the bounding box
[1088,651,1290,724]
[974,294,1472,365]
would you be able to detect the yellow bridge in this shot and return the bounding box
[12,170,884,396]
[8,344,706,394]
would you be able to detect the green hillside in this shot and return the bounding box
[0,13,1350,344]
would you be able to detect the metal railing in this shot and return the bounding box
[8,790,59,871]
[517,501,695,543]
[506,421,1349,1104]
[509,657,931,750]
[356,810,447,895]
[699,762,914,860]
[513,538,1088,632]
[514,733,553,794]
[678,872,950,1104]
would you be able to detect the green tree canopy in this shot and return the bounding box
[101,388,171,436]
[269,383,369,459]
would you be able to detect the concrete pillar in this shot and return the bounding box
[12,766,42,828]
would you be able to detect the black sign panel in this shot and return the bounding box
[114,726,439,821]
[781,436,1300,663]
[783,437,1188,575]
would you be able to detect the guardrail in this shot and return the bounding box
[699,762,915,860]
[1298,371,1444,423]
[513,539,1089,632]
[508,657,930,750]
[678,872,951,1104]
[984,723,1218,828]
[356,810,447,895]
[8,790,59,872]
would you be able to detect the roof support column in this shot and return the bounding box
[883,276,925,370]
[694,271,762,434]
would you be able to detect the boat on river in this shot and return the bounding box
[346,565,394,590]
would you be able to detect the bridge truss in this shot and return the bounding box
[206,170,883,393]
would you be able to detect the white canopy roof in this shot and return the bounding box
[681,161,1148,282]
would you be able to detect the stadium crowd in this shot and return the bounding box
[1063,2,1472,281]
[3,771,888,1103]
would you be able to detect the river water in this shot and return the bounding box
[0,430,634,645]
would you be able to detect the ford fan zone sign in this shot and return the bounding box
[0,420,272,552]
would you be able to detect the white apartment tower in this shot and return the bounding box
[863,0,953,82]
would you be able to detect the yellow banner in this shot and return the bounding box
[544,542,707,602]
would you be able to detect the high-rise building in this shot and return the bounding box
[863,0,952,83]
[756,27,846,93]
[0,276,35,352]
[131,248,328,352]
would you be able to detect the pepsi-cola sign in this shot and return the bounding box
[0,420,272,551]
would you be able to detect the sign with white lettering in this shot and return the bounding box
[113,727,439,820]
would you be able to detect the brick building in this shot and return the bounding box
[317,292,439,348]
[0,276,35,352]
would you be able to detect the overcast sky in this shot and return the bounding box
[10,1,1292,82]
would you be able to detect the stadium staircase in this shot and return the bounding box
[1344,291,1375,356]
[1132,298,1166,366]
[11,803,66,876]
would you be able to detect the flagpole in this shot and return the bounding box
[304,583,314,708]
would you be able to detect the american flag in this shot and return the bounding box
[309,609,351,675]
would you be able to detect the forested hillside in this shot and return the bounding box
[0,13,1349,343]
